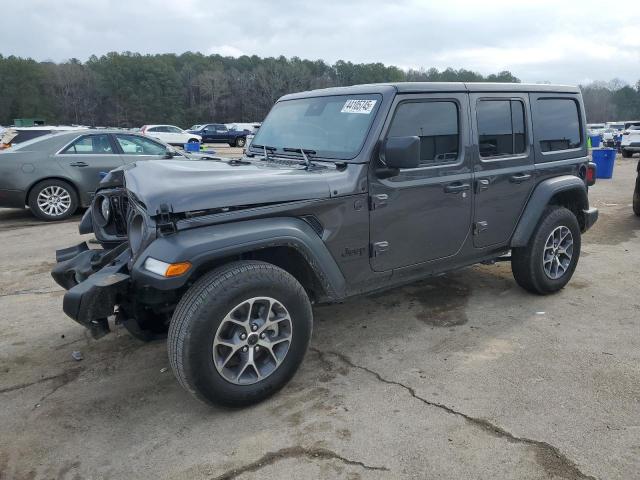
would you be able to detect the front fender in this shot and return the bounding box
[510,175,589,247]
[130,217,346,298]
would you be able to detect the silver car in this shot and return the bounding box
[0,130,213,221]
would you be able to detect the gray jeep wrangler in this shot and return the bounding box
[52,82,598,406]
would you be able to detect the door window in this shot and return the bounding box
[61,134,114,154]
[477,100,526,158]
[167,126,183,133]
[536,99,581,152]
[115,134,167,155]
[387,101,459,166]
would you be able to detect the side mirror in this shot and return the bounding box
[382,136,420,169]
[164,147,176,159]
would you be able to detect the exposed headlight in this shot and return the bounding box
[93,194,112,228]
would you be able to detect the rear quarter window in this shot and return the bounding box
[536,98,581,152]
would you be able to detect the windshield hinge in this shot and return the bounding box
[156,203,176,234]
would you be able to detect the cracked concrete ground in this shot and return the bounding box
[0,156,639,479]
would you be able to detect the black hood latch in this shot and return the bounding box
[156,203,176,234]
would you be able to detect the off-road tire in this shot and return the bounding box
[633,174,640,216]
[621,149,632,158]
[234,137,246,147]
[511,206,581,295]
[167,261,313,407]
[28,179,78,221]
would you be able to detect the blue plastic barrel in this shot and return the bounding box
[184,142,200,152]
[589,135,601,148]
[592,148,616,179]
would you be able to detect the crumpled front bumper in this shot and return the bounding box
[51,242,131,338]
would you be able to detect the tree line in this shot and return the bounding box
[0,52,519,128]
[0,52,636,127]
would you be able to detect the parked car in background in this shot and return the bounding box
[587,123,606,137]
[226,122,261,134]
[621,125,640,158]
[606,122,625,132]
[0,130,214,221]
[623,121,640,131]
[1,126,88,149]
[602,128,620,148]
[141,125,201,146]
[187,123,250,147]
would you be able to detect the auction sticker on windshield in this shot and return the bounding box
[341,99,377,114]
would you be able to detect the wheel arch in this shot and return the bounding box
[131,217,347,302]
[511,175,589,247]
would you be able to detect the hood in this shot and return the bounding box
[123,158,339,215]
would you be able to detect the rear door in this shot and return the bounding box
[470,93,534,247]
[55,133,124,197]
[369,93,473,271]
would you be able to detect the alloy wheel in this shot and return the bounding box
[37,186,72,217]
[212,297,293,385]
[542,225,573,280]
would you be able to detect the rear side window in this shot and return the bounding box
[62,134,113,154]
[387,101,459,166]
[477,100,526,158]
[115,134,167,155]
[537,99,581,152]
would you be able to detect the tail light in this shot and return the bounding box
[586,162,597,186]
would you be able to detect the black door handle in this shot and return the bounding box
[69,161,89,167]
[510,173,532,183]
[444,182,470,193]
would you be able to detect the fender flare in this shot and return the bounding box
[131,217,346,299]
[510,175,588,247]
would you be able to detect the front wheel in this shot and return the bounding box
[511,206,581,295]
[621,149,632,158]
[167,261,313,407]
[234,137,246,147]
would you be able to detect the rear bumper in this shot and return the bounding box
[0,188,26,208]
[52,242,131,337]
[583,207,598,232]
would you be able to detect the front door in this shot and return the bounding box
[470,93,535,247]
[56,133,124,199]
[113,133,175,165]
[370,93,473,272]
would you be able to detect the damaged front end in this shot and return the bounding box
[52,242,130,339]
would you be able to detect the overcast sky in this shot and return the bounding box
[2,0,639,85]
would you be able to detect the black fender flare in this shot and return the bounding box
[131,217,346,299]
[510,175,588,247]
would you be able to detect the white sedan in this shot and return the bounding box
[141,125,201,146]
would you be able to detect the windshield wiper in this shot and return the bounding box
[251,144,277,162]
[283,147,317,168]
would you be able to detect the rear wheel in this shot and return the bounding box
[621,149,632,158]
[511,206,581,294]
[168,261,313,407]
[234,137,246,147]
[28,179,78,221]
[188,138,200,143]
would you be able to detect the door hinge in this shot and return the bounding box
[369,193,388,210]
[371,241,389,257]
[473,221,488,235]
[476,179,489,193]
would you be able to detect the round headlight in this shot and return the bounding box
[93,194,112,228]
[100,197,111,223]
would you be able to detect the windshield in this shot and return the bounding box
[250,94,382,160]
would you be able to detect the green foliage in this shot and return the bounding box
[0,52,520,127]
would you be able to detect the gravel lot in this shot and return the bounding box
[0,154,638,480]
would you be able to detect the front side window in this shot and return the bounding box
[537,99,581,152]
[250,94,382,160]
[477,100,526,158]
[115,134,167,155]
[62,134,113,154]
[386,101,459,166]
[167,126,183,133]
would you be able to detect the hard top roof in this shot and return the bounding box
[280,82,580,101]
